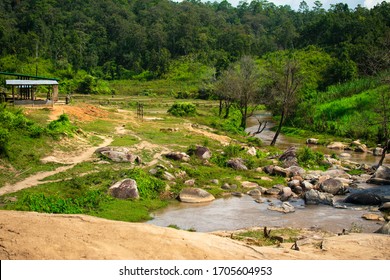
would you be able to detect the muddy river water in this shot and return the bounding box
[148,112,389,233]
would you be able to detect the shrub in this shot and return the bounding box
[167,102,197,117]
[296,146,326,168]
[0,127,9,155]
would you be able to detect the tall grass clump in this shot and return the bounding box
[167,102,197,117]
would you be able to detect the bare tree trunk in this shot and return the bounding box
[270,111,285,146]
[377,139,389,167]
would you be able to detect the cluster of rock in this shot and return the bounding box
[307,139,384,156]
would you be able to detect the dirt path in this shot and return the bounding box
[0,135,113,196]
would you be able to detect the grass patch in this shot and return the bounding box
[234,228,302,246]
[111,135,140,146]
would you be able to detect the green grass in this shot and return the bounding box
[234,228,302,246]
[111,135,140,146]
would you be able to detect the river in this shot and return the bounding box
[147,112,389,234]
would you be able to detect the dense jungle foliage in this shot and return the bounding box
[0,0,390,144]
[0,0,389,80]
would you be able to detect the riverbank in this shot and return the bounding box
[1,210,389,260]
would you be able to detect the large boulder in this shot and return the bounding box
[367,166,390,185]
[319,178,348,195]
[344,192,383,205]
[179,187,215,203]
[109,179,139,199]
[279,187,293,201]
[304,189,334,206]
[279,147,298,167]
[227,158,248,171]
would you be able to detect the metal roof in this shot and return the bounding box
[6,80,59,86]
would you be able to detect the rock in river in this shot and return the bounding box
[179,187,215,203]
[367,166,390,185]
[304,189,334,206]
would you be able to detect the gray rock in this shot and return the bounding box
[179,187,215,203]
[344,192,383,205]
[273,166,291,178]
[268,202,295,213]
[319,178,348,195]
[301,180,314,191]
[374,221,390,234]
[194,146,212,159]
[265,187,282,196]
[227,158,248,170]
[109,179,139,199]
[279,147,298,167]
[322,169,351,179]
[367,166,390,185]
[286,166,306,177]
[97,147,141,163]
[304,189,334,206]
[291,185,303,195]
[287,180,301,188]
[279,187,293,201]
[247,189,262,197]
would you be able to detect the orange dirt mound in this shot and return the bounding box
[49,103,109,122]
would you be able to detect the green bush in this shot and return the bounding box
[0,127,9,155]
[296,146,327,169]
[47,114,77,138]
[167,102,197,117]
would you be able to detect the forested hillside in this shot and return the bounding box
[1,0,389,80]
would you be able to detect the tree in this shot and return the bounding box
[375,79,390,168]
[216,56,261,129]
[263,53,304,146]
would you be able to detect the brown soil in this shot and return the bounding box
[49,103,110,121]
[0,211,389,260]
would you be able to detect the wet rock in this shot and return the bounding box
[319,178,348,195]
[179,187,215,203]
[304,189,334,206]
[231,192,243,197]
[340,153,351,158]
[344,193,383,205]
[367,166,390,185]
[227,158,248,170]
[268,202,295,214]
[354,144,368,153]
[379,202,390,221]
[109,179,139,199]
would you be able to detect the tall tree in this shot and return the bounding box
[263,53,304,146]
[216,56,261,129]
